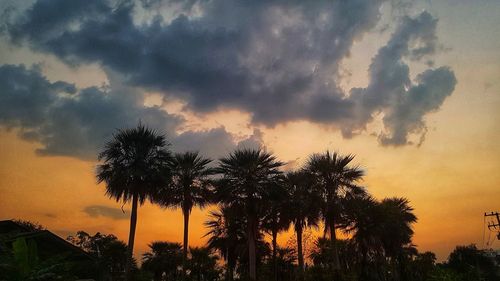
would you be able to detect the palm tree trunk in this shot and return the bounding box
[125,193,138,281]
[329,218,342,280]
[296,224,304,280]
[183,207,190,280]
[272,227,278,281]
[226,262,234,281]
[248,212,257,281]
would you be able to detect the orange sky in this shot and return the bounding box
[1,0,500,264]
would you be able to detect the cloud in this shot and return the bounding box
[346,12,457,145]
[172,127,264,160]
[0,64,182,159]
[0,64,266,159]
[2,0,457,147]
[83,205,129,220]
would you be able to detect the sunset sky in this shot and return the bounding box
[0,0,499,262]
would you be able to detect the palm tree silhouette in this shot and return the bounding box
[216,148,283,281]
[343,196,417,280]
[261,177,289,281]
[96,124,172,280]
[155,151,215,277]
[305,151,364,274]
[204,206,246,281]
[284,170,322,278]
[142,241,183,281]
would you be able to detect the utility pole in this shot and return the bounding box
[485,212,500,240]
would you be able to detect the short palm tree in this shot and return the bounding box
[343,196,417,280]
[305,151,364,271]
[96,124,172,279]
[284,170,322,277]
[187,247,221,281]
[216,149,284,281]
[204,206,246,281]
[142,241,183,281]
[155,151,215,276]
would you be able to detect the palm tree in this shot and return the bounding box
[155,151,215,276]
[261,178,290,281]
[96,124,172,279]
[343,197,417,280]
[283,170,322,278]
[187,247,221,281]
[342,195,381,280]
[204,206,246,281]
[378,198,417,280]
[305,151,364,273]
[216,149,284,281]
[142,241,183,281]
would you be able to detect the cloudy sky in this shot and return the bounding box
[0,0,499,261]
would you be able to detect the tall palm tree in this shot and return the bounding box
[96,124,172,280]
[305,151,364,273]
[216,149,284,281]
[155,151,215,276]
[284,170,322,278]
[261,178,290,281]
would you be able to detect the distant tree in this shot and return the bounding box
[67,231,129,279]
[155,151,215,277]
[408,251,437,281]
[215,149,283,281]
[305,151,364,274]
[13,220,44,232]
[446,244,498,281]
[96,124,172,280]
[142,241,183,281]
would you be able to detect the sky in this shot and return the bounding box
[0,0,499,262]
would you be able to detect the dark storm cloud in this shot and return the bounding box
[0,64,263,159]
[0,64,179,159]
[3,0,457,147]
[83,205,129,220]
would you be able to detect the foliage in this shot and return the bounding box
[96,124,172,205]
[0,237,78,281]
[12,220,45,232]
[142,241,183,281]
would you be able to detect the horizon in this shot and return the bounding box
[0,0,499,265]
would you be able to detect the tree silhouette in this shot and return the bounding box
[283,170,322,279]
[142,241,183,281]
[155,151,215,278]
[96,124,172,280]
[215,149,283,281]
[261,178,290,281]
[306,151,364,274]
[204,206,245,281]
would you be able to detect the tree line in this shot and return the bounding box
[93,124,499,281]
